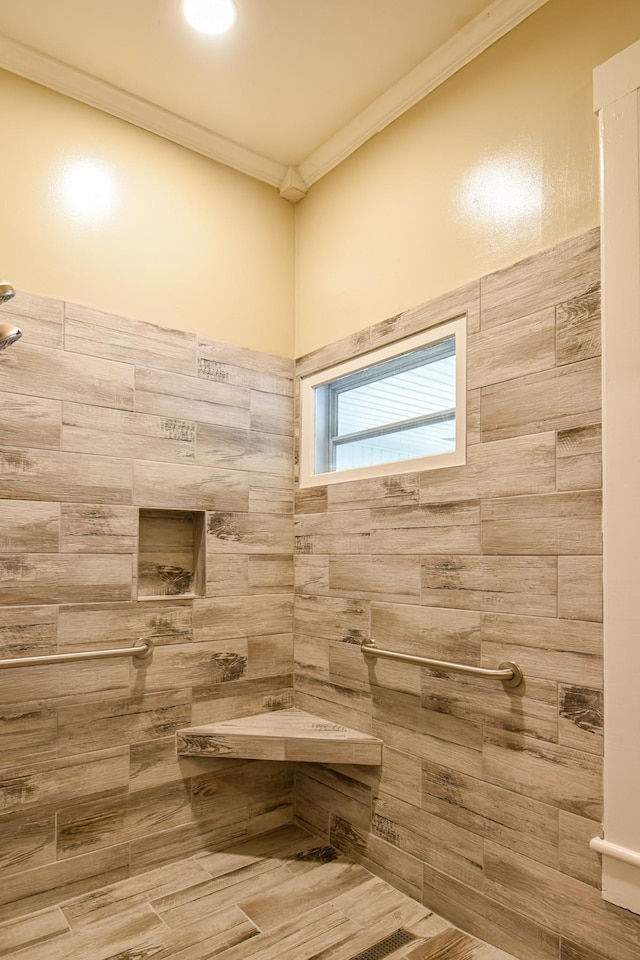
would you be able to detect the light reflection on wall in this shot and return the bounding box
[460,155,543,227]
[54,158,117,223]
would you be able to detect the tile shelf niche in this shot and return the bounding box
[137,508,206,600]
[176,708,383,764]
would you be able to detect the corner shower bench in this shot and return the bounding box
[176,708,382,764]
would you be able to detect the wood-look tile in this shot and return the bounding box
[133,460,249,512]
[58,598,192,647]
[481,358,601,443]
[480,228,599,329]
[193,595,292,642]
[57,690,191,757]
[129,816,248,876]
[556,283,601,366]
[295,327,373,380]
[0,342,135,409]
[0,701,58,769]
[0,499,59,553]
[366,279,480,352]
[0,747,129,815]
[0,391,61,450]
[373,791,484,887]
[65,301,198,376]
[408,928,517,959]
[0,448,133,503]
[419,434,556,503]
[207,510,293,554]
[372,685,481,751]
[481,491,602,555]
[0,604,57,658]
[0,905,69,957]
[558,556,602,622]
[558,684,603,755]
[468,308,556,390]
[247,554,294,592]
[247,633,294,679]
[135,364,250,428]
[328,746,423,809]
[328,473,420,511]
[329,556,421,602]
[192,675,293,722]
[482,728,601,819]
[373,718,482,779]
[558,809,602,889]
[0,810,55,878]
[293,675,373,733]
[422,861,560,960]
[328,816,424,901]
[250,390,294,436]
[421,555,557,617]
[294,771,372,835]
[560,941,608,960]
[295,594,370,644]
[556,424,602,492]
[198,356,293,398]
[60,503,137,554]
[371,602,481,664]
[482,841,640,960]
[3,290,64,345]
[467,388,481,445]
[0,553,132,605]
[249,473,293,514]
[197,423,292,476]
[422,760,558,869]
[57,781,192,860]
[62,402,195,462]
[198,338,292,379]
[294,556,329,596]
[0,844,130,924]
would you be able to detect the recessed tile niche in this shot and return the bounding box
[137,509,206,600]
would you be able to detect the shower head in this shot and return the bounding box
[0,322,22,352]
[0,281,15,305]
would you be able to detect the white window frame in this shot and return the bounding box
[299,316,467,488]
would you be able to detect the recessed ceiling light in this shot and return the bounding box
[183,0,237,35]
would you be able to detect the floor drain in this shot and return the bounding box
[350,928,415,960]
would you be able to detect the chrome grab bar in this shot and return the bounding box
[0,637,154,670]
[360,639,523,689]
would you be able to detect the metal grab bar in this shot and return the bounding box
[360,639,523,689]
[0,637,154,670]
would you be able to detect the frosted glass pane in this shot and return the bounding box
[336,352,455,437]
[334,417,456,471]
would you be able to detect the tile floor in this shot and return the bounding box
[0,824,519,960]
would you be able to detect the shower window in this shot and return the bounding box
[300,317,466,487]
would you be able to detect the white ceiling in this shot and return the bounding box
[0,0,548,200]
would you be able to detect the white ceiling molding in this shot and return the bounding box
[0,33,287,188]
[298,0,550,187]
[0,0,548,202]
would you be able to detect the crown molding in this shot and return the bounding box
[298,0,550,187]
[0,0,548,203]
[0,34,287,189]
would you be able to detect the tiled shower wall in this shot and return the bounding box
[0,293,294,922]
[292,229,640,960]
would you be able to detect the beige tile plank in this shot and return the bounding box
[0,701,58,769]
[327,746,423,809]
[556,283,601,366]
[0,448,133,503]
[249,473,293,514]
[373,718,482,779]
[422,861,560,960]
[0,905,69,957]
[468,308,556,391]
[3,289,64,341]
[327,815,424,901]
[294,556,330,596]
[0,553,132,605]
[329,556,421,602]
[371,602,481,664]
[65,301,198,375]
[60,503,137,554]
[558,810,602,889]
[192,675,293,723]
[481,491,602,555]
[0,601,59,654]
[372,685,482,750]
[197,423,292,476]
[295,594,370,645]
[481,619,602,688]
[0,499,59,553]
[247,554,294,592]
[135,364,250,428]
[0,341,135,409]
[481,358,601,443]
[422,760,559,869]
[62,402,195,462]
[0,747,129,815]
[558,684,603,755]
[419,434,556,503]
[193,595,292,642]
[295,484,328,515]
[247,633,294,679]
[482,728,601,819]
[421,555,557,617]
[134,460,248,511]
[556,424,601,492]
[328,473,420,511]
[0,392,61,450]
[198,337,292,379]
[250,390,294,436]
[207,510,293,554]
[0,844,130,924]
[480,228,599,329]
[130,638,247,693]
[295,505,371,537]
[58,598,193,647]
[298,533,371,555]
[0,810,56,878]
[558,556,602,622]
[198,356,293,397]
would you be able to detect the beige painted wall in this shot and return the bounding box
[294,0,640,357]
[0,69,295,357]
